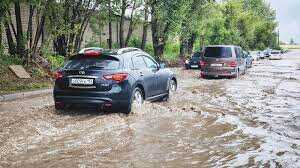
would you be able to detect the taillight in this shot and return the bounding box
[103,73,128,83]
[200,61,207,67]
[54,71,63,80]
[229,61,237,67]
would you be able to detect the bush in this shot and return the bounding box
[145,43,154,56]
[127,36,142,48]
[163,42,180,61]
[46,55,65,71]
[0,54,23,66]
[85,40,101,48]
[31,67,46,77]
[85,40,120,49]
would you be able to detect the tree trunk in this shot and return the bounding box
[14,1,26,59]
[125,1,136,47]
[31,0,50,58]
[141,2,149,50]
[108,0,112,49]
[150,1,170,60]
[54,36,67,56]
[67,1,81,55]
[187,33,196,54]
[0,22,2,49]
[76,19,90,51]
[119,0,126,48]
[7,11,17,40]
[75,17,90,52]
[151,18,165,61]
[4,21,16,55]
[27,4,34,49]
[179,39,187,58]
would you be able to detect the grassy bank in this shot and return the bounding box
[281,45,300,50]
[0,54,53,95]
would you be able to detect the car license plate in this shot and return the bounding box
[71,78,94,85]
[211,63,223,67]
[191,65,199,68]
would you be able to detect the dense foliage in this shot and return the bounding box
[200,0,278,51]
[0,0,279,64]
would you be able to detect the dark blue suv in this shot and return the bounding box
[53,48,177,114]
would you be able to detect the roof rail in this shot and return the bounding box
[117,47,142,55]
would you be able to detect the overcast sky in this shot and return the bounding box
[266,0,300,43]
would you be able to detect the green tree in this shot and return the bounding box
[149,0,190,60]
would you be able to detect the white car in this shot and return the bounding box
[269,50,282,60]
[250,51,260,61]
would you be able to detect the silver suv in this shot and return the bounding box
[200,45,247,78]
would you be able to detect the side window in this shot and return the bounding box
[125,57,134,69]
[132,56,147,70]
[235,47,241,58]
[143,56,158,69]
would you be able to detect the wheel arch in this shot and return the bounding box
[134,83,146,100]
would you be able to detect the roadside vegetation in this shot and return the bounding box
[0,53,52,95]
[0,0,280,93]
[281,45,300,50]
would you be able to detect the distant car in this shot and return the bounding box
[243,51,253,68]
[53,48,177,114]
[200,45,247,78]
[250,51,260,61]
[264,48,272,58]
[269,50,282,60]
[185,51,202,69]
[257,51,265,59]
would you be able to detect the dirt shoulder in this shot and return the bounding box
[0,55,53,95]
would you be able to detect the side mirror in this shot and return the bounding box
[159,63,166,69]
[150,64,159,71]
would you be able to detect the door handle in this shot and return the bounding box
[139,72,144,76]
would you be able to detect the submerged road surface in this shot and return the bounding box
[1,50,300,167]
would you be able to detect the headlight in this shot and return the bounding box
[185,60,189,64]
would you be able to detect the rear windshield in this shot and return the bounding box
[63,56,120,70]
[271,51,280,54]
[204,47,232,58]
[192,52,201,58]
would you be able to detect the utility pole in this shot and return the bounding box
[278,29,280,47]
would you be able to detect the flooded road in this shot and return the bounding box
[1,50,300,167]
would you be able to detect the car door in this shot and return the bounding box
[142,55,166,95]
[143,55,170,95]
[132,55,157,97]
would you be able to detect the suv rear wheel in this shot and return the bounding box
[55,102,65,111]
[123,87,144,114]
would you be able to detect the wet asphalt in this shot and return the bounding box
[0,50,299,168]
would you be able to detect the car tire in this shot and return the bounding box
[234,69,239,78]
[123,87,144,114]
[167,79,177,100]
[55,102,65,111]
[159,79,177,102]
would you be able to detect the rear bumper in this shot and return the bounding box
[53,88,131,109]
[185,63,200,69]
[201,68,237,77]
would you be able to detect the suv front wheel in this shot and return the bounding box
[159,79,177,102]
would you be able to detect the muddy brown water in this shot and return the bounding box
[0,51,300,168]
